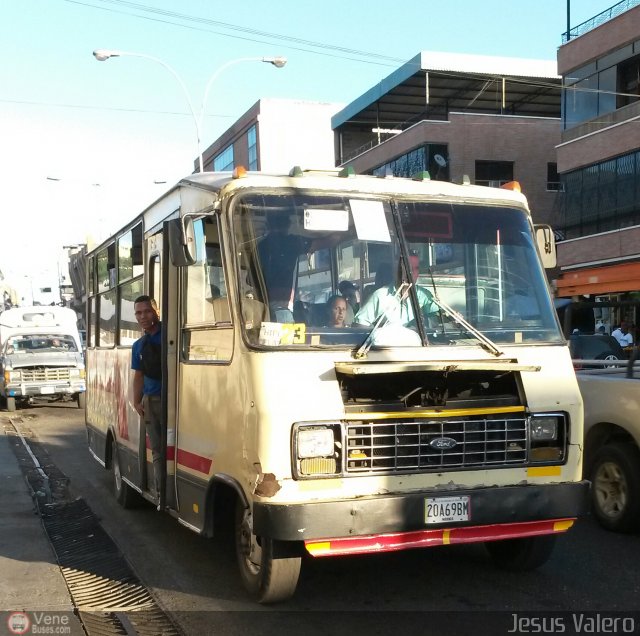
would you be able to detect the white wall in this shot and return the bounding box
[257,99,344,173]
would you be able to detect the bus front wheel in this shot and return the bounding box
[235,501,301,604]
[111,438,139,509]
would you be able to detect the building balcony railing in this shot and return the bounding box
[562,0,640,43]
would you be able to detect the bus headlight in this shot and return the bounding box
[293,423,342,478]
[298,427,335,458]
[4,370,21,383]
[530,416,558,441]
[69,369,85,379]
[529,414,566,463]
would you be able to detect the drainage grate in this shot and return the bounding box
[4,417,182,636]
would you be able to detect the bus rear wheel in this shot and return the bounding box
[485,534,556,571]
[235,500,301,604]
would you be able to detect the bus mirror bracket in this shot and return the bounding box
[168,216,197,266]
[534,224,556,269]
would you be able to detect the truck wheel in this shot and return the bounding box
[111,438,140,509]
[77,393,86,409]
[485,535,556,571]
[591,443,640,533]
[235,500,301,603]
[6,397,16,412]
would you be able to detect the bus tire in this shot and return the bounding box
[235,500,301,604]
[591,442,640,533]
[6,397,16,412]
[77,393,86,409]
[111,438,139,509]
[485,534,556,571]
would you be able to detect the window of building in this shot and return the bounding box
[547,163,563,191]
[247,125,258,170]
[214,145,234,172]
[371,144,449,180]
[617,56,640,109]
[559,150,640,239]
[475,161,513,187]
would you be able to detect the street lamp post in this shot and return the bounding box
[92,49,287,173]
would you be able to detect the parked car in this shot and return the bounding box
[577,366,640,533]
[569,334,625,367]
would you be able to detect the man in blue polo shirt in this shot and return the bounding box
[131,295,162,502]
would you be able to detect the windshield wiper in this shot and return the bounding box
[429,294,503,357]
[354,282,411,359]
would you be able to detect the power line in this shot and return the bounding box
[0,97,235,118]
[60,0,400,67]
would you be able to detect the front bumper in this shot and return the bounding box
[5,382,86,398]
[253,481,590,542]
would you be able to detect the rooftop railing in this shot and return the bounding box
[562,0,640,42]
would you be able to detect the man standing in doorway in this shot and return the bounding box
[131,295,162,504]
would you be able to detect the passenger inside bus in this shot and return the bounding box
[326,295,349,328]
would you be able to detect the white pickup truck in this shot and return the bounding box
[576,356,640,533]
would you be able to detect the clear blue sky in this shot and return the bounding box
[0,0,609,297]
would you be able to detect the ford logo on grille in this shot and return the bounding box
[429,436,458,450]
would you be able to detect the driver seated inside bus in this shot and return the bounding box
[353,252,437,328]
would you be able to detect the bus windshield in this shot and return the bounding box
[232,192,562,349]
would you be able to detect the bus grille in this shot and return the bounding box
[20,368,71,382]
[345,415,528,474]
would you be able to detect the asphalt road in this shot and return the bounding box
[6,403,640,635]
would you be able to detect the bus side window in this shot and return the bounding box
[183,217,234,362]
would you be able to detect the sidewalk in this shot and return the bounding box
[0,431,84,634]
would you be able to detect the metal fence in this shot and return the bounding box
[562,0,640,42]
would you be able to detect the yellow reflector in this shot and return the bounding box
[192,503,199,513]
[500,180,521,192]
[443,529,451,545]
[300,457,336,475]
[527,466,562,477]
[553,520,574,532]
[232,166,248,178]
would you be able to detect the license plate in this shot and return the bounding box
[40,387,55,395]
[425,496,470,524]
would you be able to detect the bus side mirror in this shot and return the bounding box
[168,217,197,266]
[534,224,556,269]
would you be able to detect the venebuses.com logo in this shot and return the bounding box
[5,611,71,635]
[6,613,30,635]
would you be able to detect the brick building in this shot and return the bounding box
[555,1,640,327]
[333,51,563,225]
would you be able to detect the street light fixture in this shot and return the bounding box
[92,49,287,173]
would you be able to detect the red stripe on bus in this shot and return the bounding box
[305,518,575,557]
[176,448,212,474]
